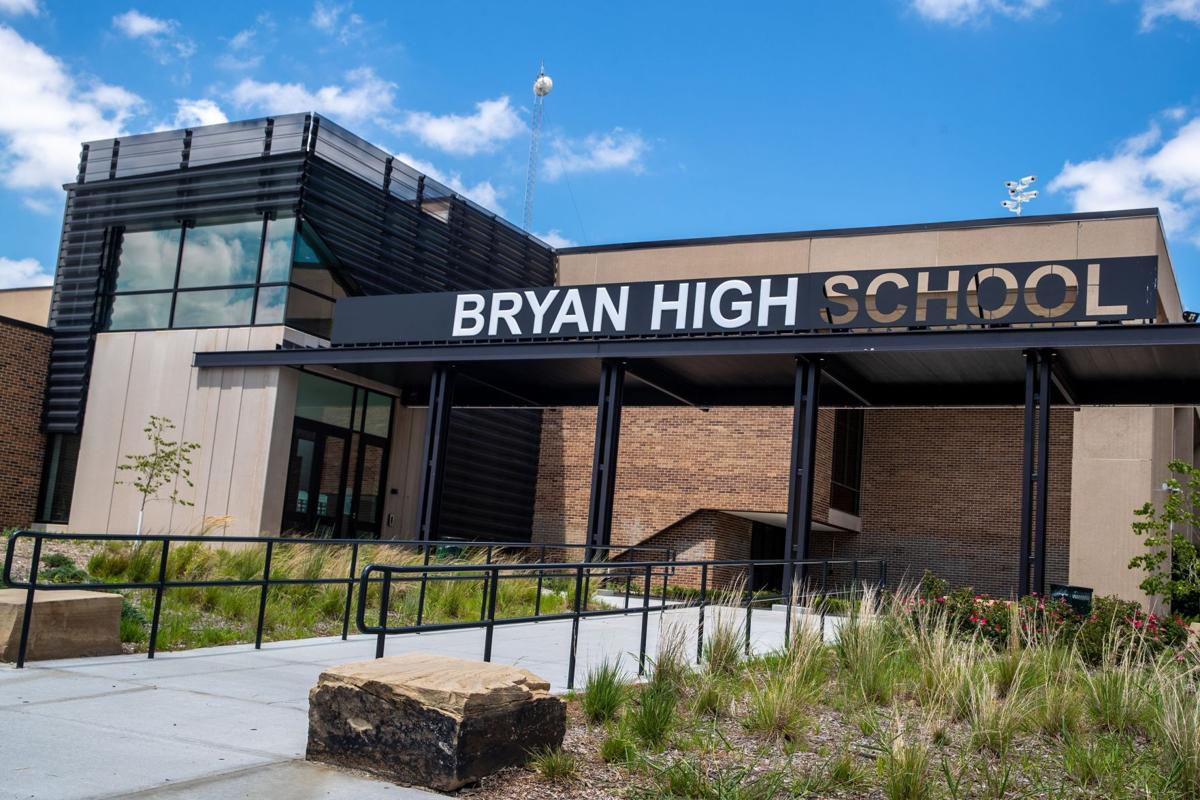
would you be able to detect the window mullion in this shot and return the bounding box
[168,221,188,328]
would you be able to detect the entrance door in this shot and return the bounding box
[347,435,388,538]
[750,522,785,594]
[282,422,349,536]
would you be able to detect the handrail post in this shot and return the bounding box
[567,564,585,690]
[851,559,859,604]
[696,563,708,665]
[341,541,360,640]
[660,559,669,610]
[744,563,754,656]
[415,542,432,628]
[148,540,172,659]
[534,544,546,618]
[482,566,499,662]
[376,570,392,659]
[638,564,651,677]
[479,546,493,622]
[16,533,43,668]
[254,541,274,649]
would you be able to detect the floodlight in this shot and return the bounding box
[1184,310,1199,323]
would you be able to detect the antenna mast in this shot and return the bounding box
[523,62,553,231]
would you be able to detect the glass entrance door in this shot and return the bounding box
[282,422,349,536]
[280,372,394,539]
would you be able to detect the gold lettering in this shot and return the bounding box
[1025,265,1079,319]
[916,270,959,323]
[822,275,859,325]
[1085,263,1128,317]
[865,272,909,324]
[965,267,1018,320]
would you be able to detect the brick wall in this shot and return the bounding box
[532,406,832,549]
[533,405,1073,597]
[0,316,50,527]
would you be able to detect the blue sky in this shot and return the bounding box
[1,0,1199,305]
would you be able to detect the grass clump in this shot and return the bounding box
[836,589,905,705]
[582,658,628,724]
[529,746,577,783]
[873,712,932,800]
[630,681,677,749]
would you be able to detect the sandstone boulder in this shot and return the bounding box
[306,652,565,790]
[0,589,123,662]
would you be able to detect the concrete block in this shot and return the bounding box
[306,652,565,791]
[0,589,123,662]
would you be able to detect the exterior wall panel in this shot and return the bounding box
[0,318,50,527]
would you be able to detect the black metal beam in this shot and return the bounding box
[820,356,872,407]
[1017,351,1036,597]
[194,321,1200,369]
[1033,350,1053,594]
[416,365,455,541]
[584,360,625,560]
[1048,353,1078,406]
[625,362,709,410]
[782,357,821,601]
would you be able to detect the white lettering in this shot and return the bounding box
[524,289,559,334]
[710,279,753,328]
[593,286,629,332]
[487,291,523,336]
[652,283,689,331]
[452,294,485,336]
[757,277,798,327]
[692,282,708,329]
[550,288,590,334]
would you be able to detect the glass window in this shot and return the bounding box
[113,228,181,291]
[830,409,865,516]
[172,288,255,327]
[255,286,288,324]
[178,220,263,288]
[285,287,336,339]
[295,372,354,428]
[363,392,392,437]
[292,225,347,298]
[260,217,296,283]
[107,292,172,330]
[38,434,80,524]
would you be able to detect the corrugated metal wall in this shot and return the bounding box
[46,113,554,541]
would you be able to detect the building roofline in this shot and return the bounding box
[557,208,1163,255]
[0,313,49,332]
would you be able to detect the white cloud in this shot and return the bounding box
[1050,111,1200,246]
[400,97,525,157]
[535,230,576,249]
[0,25,143,191]
[0,257,52,289]
[21,196,55,214]
[310,1,364,44]
[394,151,505,216]
[112,9,196,61]
[173,99,227,128]
[910,0,1050,24]
[1141,0,1200,29]
[229,68,394,122]
[543,129,647,181]
[0,0,38,15]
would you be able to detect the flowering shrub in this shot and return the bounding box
[917,570,1190,665]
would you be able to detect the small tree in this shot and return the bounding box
[1129,459,1200,611]
[116,415,201,536]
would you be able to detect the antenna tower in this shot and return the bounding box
[523,62,553,231]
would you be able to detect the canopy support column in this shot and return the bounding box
[585,360,625,561]
[1018,350,1053,596]
[782,356,821,602]
[417,365,455,542]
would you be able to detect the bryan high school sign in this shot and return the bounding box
[331,257,1158,346]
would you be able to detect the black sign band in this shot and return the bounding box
[331,257,1158,346]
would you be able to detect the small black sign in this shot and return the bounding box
[330,257,1158,346]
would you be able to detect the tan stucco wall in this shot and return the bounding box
[559,215,1179,318]
[0,287,51,327]
[69,327,295,536]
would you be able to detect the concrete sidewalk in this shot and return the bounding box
[0,605,804,799]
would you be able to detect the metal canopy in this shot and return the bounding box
[194,323,1200,408]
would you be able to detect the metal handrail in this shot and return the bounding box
[356,556,888,690]
[1,530,674,668]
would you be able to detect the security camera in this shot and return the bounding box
[1001,200,1017,208]
[1005,181,1019,191]
[1021,190,1039,200]
[1020,175,1037,185]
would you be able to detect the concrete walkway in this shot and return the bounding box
[0,605,812,799]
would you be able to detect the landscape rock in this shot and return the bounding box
[306,652,565,791]
[0,589,123,662]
